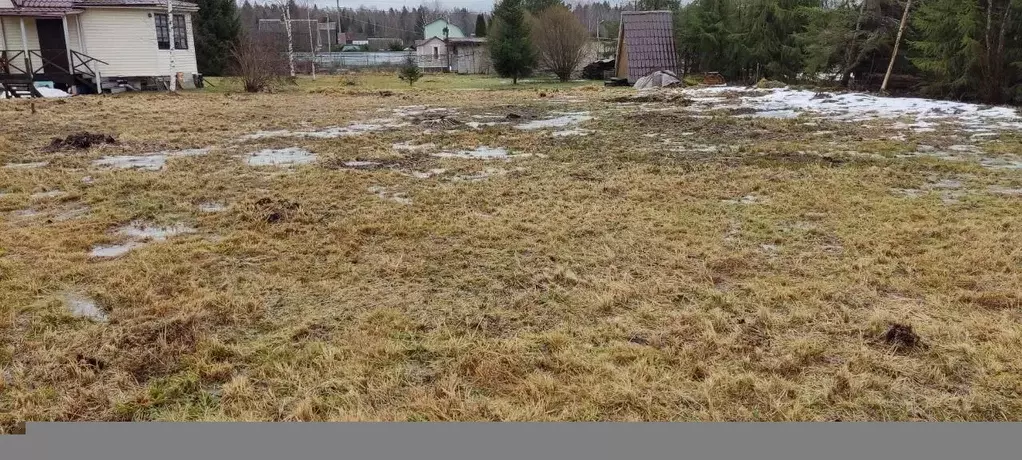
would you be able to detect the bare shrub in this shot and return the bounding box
[231,32,291,93]
[532,6,590,82]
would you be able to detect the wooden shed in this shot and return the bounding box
[615,11,678,84]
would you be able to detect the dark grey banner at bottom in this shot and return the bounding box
[3,422,1021,460]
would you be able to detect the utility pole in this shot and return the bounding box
[168,0,176,91]
[336,0,341,49]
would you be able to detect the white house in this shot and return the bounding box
[0,0,199,96]
[423,18,463,41]
[415,18,488,74]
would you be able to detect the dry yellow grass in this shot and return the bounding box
[2,74,1022,427]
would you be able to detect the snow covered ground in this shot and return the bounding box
[675,86,1022,132]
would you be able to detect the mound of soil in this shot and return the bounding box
[43,132,116,152]
[881,323,922,351]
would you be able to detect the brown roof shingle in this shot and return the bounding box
[619,11,678,84]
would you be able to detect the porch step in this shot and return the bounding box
[0,78,41,99]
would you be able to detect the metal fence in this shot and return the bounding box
[295,51,415,69]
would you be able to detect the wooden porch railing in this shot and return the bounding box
[0,49,108,82]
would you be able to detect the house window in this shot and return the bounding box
[155,13,188,50]
[433,46,439,59]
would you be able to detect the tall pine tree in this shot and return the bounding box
[490,0,537,84]
[911,0,1022,103]
[194,0,241,76]
[414,7,427,39]
[475,14,488,37]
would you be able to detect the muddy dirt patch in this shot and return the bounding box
[43,132,116,152]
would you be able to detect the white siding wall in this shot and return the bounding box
[1,16,82,53]
[0,17,42,50]
[66,15,82,53]
[78,8,197,77]
[0,0,13,8]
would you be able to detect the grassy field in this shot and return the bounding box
[2,73,1022,426]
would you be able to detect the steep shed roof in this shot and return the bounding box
[616,10,678,84]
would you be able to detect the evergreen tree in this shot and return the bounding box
[398,55,423,86]
[910,0,1022,103]
[490,0,537,84]
[523,0,564,14]
[194,0,242,76]
[415,7,427,39]
[475,13,488,37]
[799,0,902,86]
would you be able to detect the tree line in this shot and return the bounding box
[671,0,1021,104]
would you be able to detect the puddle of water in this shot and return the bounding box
[432,146,509,160]
[119,222,196,240]
[198,202,227,213]
[90,222,197,258]
[4,161,48,169]
[368,186,412,205]
[93,148,211,171]
[65,293,107,321]
[246,147,317,167]
[515,112,593,130]
[30,190,64,199]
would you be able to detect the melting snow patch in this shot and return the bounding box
[368,186,411,205]
[198,202,227,213]
[432,146,509,160]
[451,168,509,182]
[722,195,765,205]
[90,241,144,258]
[65,293,106,321]
[979,157,1022,170]
[4,161,48,169]
[677,87,1022,130]
[342,160,383,169]
[240,120,409,141]
[246,147,317,167]
[516,112,593,130]
[989,186,1022,196]
[30,190,64,199]
[401,168,447,179]
[93,147,211,171]
[392,141,436,152]
[552,128,593,137]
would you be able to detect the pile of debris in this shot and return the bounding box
[633,70,683,90]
